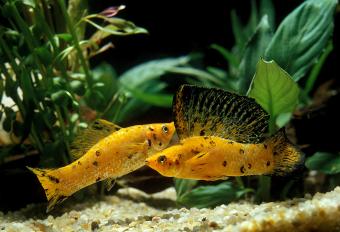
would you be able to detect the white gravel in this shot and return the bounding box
[1,187,340,232]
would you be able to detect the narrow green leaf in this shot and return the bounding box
[126,87,172,107]
[210,44,239,67]
[264,0,337,81]
[230,10,247,48]
[238,15,273,94]
[260,0,275,29]
[168,67,225,87]
[305,152,340,174]
[119,56,189,88]
[248,59,300,132]
[174,178,198,198]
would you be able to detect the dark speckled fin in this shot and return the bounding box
[70,119,121,161]
[173,85,269,143]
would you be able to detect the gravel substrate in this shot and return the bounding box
[1,187,340,232]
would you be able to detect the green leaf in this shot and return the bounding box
[51,90,73,105]
[210,44,239,67]
[177,182,252,208]
[248,59,300,132]
[264,0,337,81]
[167,67,225,87]
[174,178,198,198]
[305,152,340,174]
[119,56,189,88]
[259,0,275,30]
[70,80,85,96]
[238,15,273,94]
[126,87,172,108]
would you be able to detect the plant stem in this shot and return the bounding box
[256,176,271,202]
[57,0,92,85]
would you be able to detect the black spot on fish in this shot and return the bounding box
[175,159,180,165]
[240,149,245,155]
[191,149,200,155]
[196,153,206,159]
[148,127,154,131]
[273,151,278,156]
[128,154,133,159]
[153,134,157,140]
[204,136,209,140]
[209,140,216,146]
[200,130,205,136]
[205,175,211,179]
[44,188,48,192]
[96,177,101,182]
[263,144,268,149]
[248,163,252,169]
[78,161,81,165]
[228,141,234,144]
[95,150,101,157]
[48,175,60,184]
[147,139,151,147]
[177,154,182,159]
[93,161,98,166]
[266,161,271,166]
[159,142,162,147]
[240,165,245,174]
[223,161,227,167]
[200,144,204,147]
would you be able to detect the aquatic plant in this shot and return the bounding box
[173,0,337,208]
[0,0,146,166]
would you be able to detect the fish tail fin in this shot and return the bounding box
[266,128,305,176]
[27,167,68,212]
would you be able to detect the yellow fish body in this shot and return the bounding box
[146,85,304,180]
[28,120,175,212]
[146,131,302,180]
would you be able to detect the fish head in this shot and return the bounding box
[145,148,183,177]
[146,122,176,151]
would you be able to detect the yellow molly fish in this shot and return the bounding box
[146,85,304,180]
[28,120,175,212]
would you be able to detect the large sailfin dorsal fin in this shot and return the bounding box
[173,85,269,143]
[70,119,121,161]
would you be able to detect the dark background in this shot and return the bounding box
[1,0,339,212]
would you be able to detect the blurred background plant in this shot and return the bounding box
[0,0,148,167]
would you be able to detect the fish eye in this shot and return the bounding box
[157,155,167,165]
[162,125,169,134]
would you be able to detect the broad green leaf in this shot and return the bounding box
[305,152,340,174]
[174,178,198,198]
[264,0,337,81]
[238,15,273,94]
[248,59,299,132]
[177,182,252,208]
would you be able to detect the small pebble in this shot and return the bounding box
[91,221,99,231]
[152,216,161,222]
